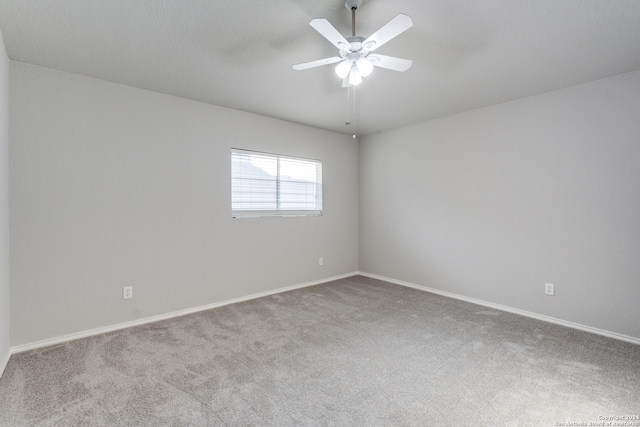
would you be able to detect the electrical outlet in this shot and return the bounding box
[123,286,133,299]
[545,283,554,296]
[319,257,324,266]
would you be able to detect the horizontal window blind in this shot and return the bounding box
[231,149,323,218]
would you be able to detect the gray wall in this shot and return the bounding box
[360,70,640,340]
[0,30,9,374]
[9,62,359,346]
[8,57,640,349]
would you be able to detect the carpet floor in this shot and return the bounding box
[0,275,639,426]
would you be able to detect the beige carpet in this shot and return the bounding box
[1,275,639,426]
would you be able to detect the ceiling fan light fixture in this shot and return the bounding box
[348,66,362,86]
[335,60,352,78]
[356,57,373,77]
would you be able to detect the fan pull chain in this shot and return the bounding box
[346,83,351,128]
[352,85,357,138]
[345,83,357,138]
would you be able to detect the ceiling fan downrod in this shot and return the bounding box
[345,0,361,36]
[352,9,356,36]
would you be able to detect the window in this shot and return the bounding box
[231,149,323,218]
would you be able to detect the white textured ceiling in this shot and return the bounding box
[1,0,640,136]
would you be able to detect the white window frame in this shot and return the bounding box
[231,148,323,218]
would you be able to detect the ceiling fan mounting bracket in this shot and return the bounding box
[345,0,362,11]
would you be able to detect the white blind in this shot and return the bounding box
[231,149,323,218]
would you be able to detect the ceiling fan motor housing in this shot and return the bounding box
[345,36,364,52]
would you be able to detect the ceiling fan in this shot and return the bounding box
[293,0,413,87]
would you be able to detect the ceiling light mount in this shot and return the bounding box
[345,0,362,11]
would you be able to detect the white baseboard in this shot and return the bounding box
[358,271,640,346]
[12,270,637,356]
[11,272,359,354]
[0,347,9,379]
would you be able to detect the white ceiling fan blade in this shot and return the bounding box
[368,54,413,72]
[363,14,413,52]
[293,57,343,71]
[309,19,351,50]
